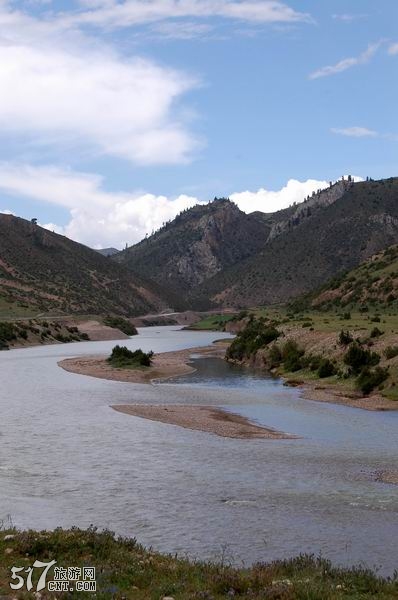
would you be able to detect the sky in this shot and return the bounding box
[0,0,396,248]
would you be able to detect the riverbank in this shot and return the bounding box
[1,528,397,599]
[59,342,294,439]
[225,313,398,412]
[58,342,228,384]
[0,317,132,350]
[288,377,398,411]
[112,404,294,439]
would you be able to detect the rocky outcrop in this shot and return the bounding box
[268,179,353,241]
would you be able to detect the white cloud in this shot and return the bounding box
[309,42,381,79]
[149,20,214,40]
[0,163,200,247]
[230,178,329,214]
[0,163,335,247]
[331,127,378,138]
[332,14,368,23]
[0,3,201,165]
[388,43,398,55]
[71,1,312,29]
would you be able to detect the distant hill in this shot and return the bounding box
[0,215,167,316]
[95,247,120,257]
[310,244,398,311]
[117,177,398,309]
[114,198,272,308]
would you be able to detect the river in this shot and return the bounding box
[1,326,397,574]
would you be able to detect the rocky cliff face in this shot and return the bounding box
[268,179,353,241]
[115,199,269,304]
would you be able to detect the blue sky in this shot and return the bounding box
[0,1,396,248]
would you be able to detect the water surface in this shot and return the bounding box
[1,327,397,574]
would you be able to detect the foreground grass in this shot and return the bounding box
[1,528,397,599]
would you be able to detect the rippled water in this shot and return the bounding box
[1,327,398,574]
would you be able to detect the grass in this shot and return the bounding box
[1,528,397,599]
[189,314,237,331]
[223,308,398,399]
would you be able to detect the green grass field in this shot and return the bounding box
[1,528,397,599]
[188,313,237,330]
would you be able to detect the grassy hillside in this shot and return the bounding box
[0,215,167,317]
[311,244,398,311]
[225,306,398,404]
[1,528,397,599]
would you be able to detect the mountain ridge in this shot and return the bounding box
[116,177,398,309]
[0,214,169,316]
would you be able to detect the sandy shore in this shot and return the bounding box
[59,342,295,439]
[112,404,294,439]
[58,342,228,384]
[284,379,398,411]
[374,470,398,485]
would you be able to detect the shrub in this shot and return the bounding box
[384,345,398,360]
[0,322,17,342]
[104,316,138,336]
[282,340,305,372]
[226,319,280,361]
[339,330,353,346]
[107,345,153,368]
[308,354,322,371]
[268,344,282,367]
[317,359,336,378]
[371,315,381,323]
[370,327,383,338]
[343,343,380,374]
[356,367,389,395]
[343,312,351,320]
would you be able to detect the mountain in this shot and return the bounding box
[0,214,167,316]
[114,198,271,308]
[95,247,120,257]
[203,177,398,308]
[117,177,398,309]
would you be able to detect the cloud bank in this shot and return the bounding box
[0,163,330,248]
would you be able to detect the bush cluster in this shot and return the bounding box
[339,330,353,346]
[343,343,380,374]
[104,316,138,336]
[281,340,305,372]
[356,367,389,395]
[226,318,280,361]
[107,345,153,368]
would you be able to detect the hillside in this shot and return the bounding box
[96,247,120,257]
[195,177,398,308]
[311,244,398,310]
[0,214,167,317]
[115,177,398,310]
[114,198,271,308]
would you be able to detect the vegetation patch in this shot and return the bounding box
[1,528,397,600]
[103,316,138,336]
[226,318,280,361]
[107,345,153,368]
